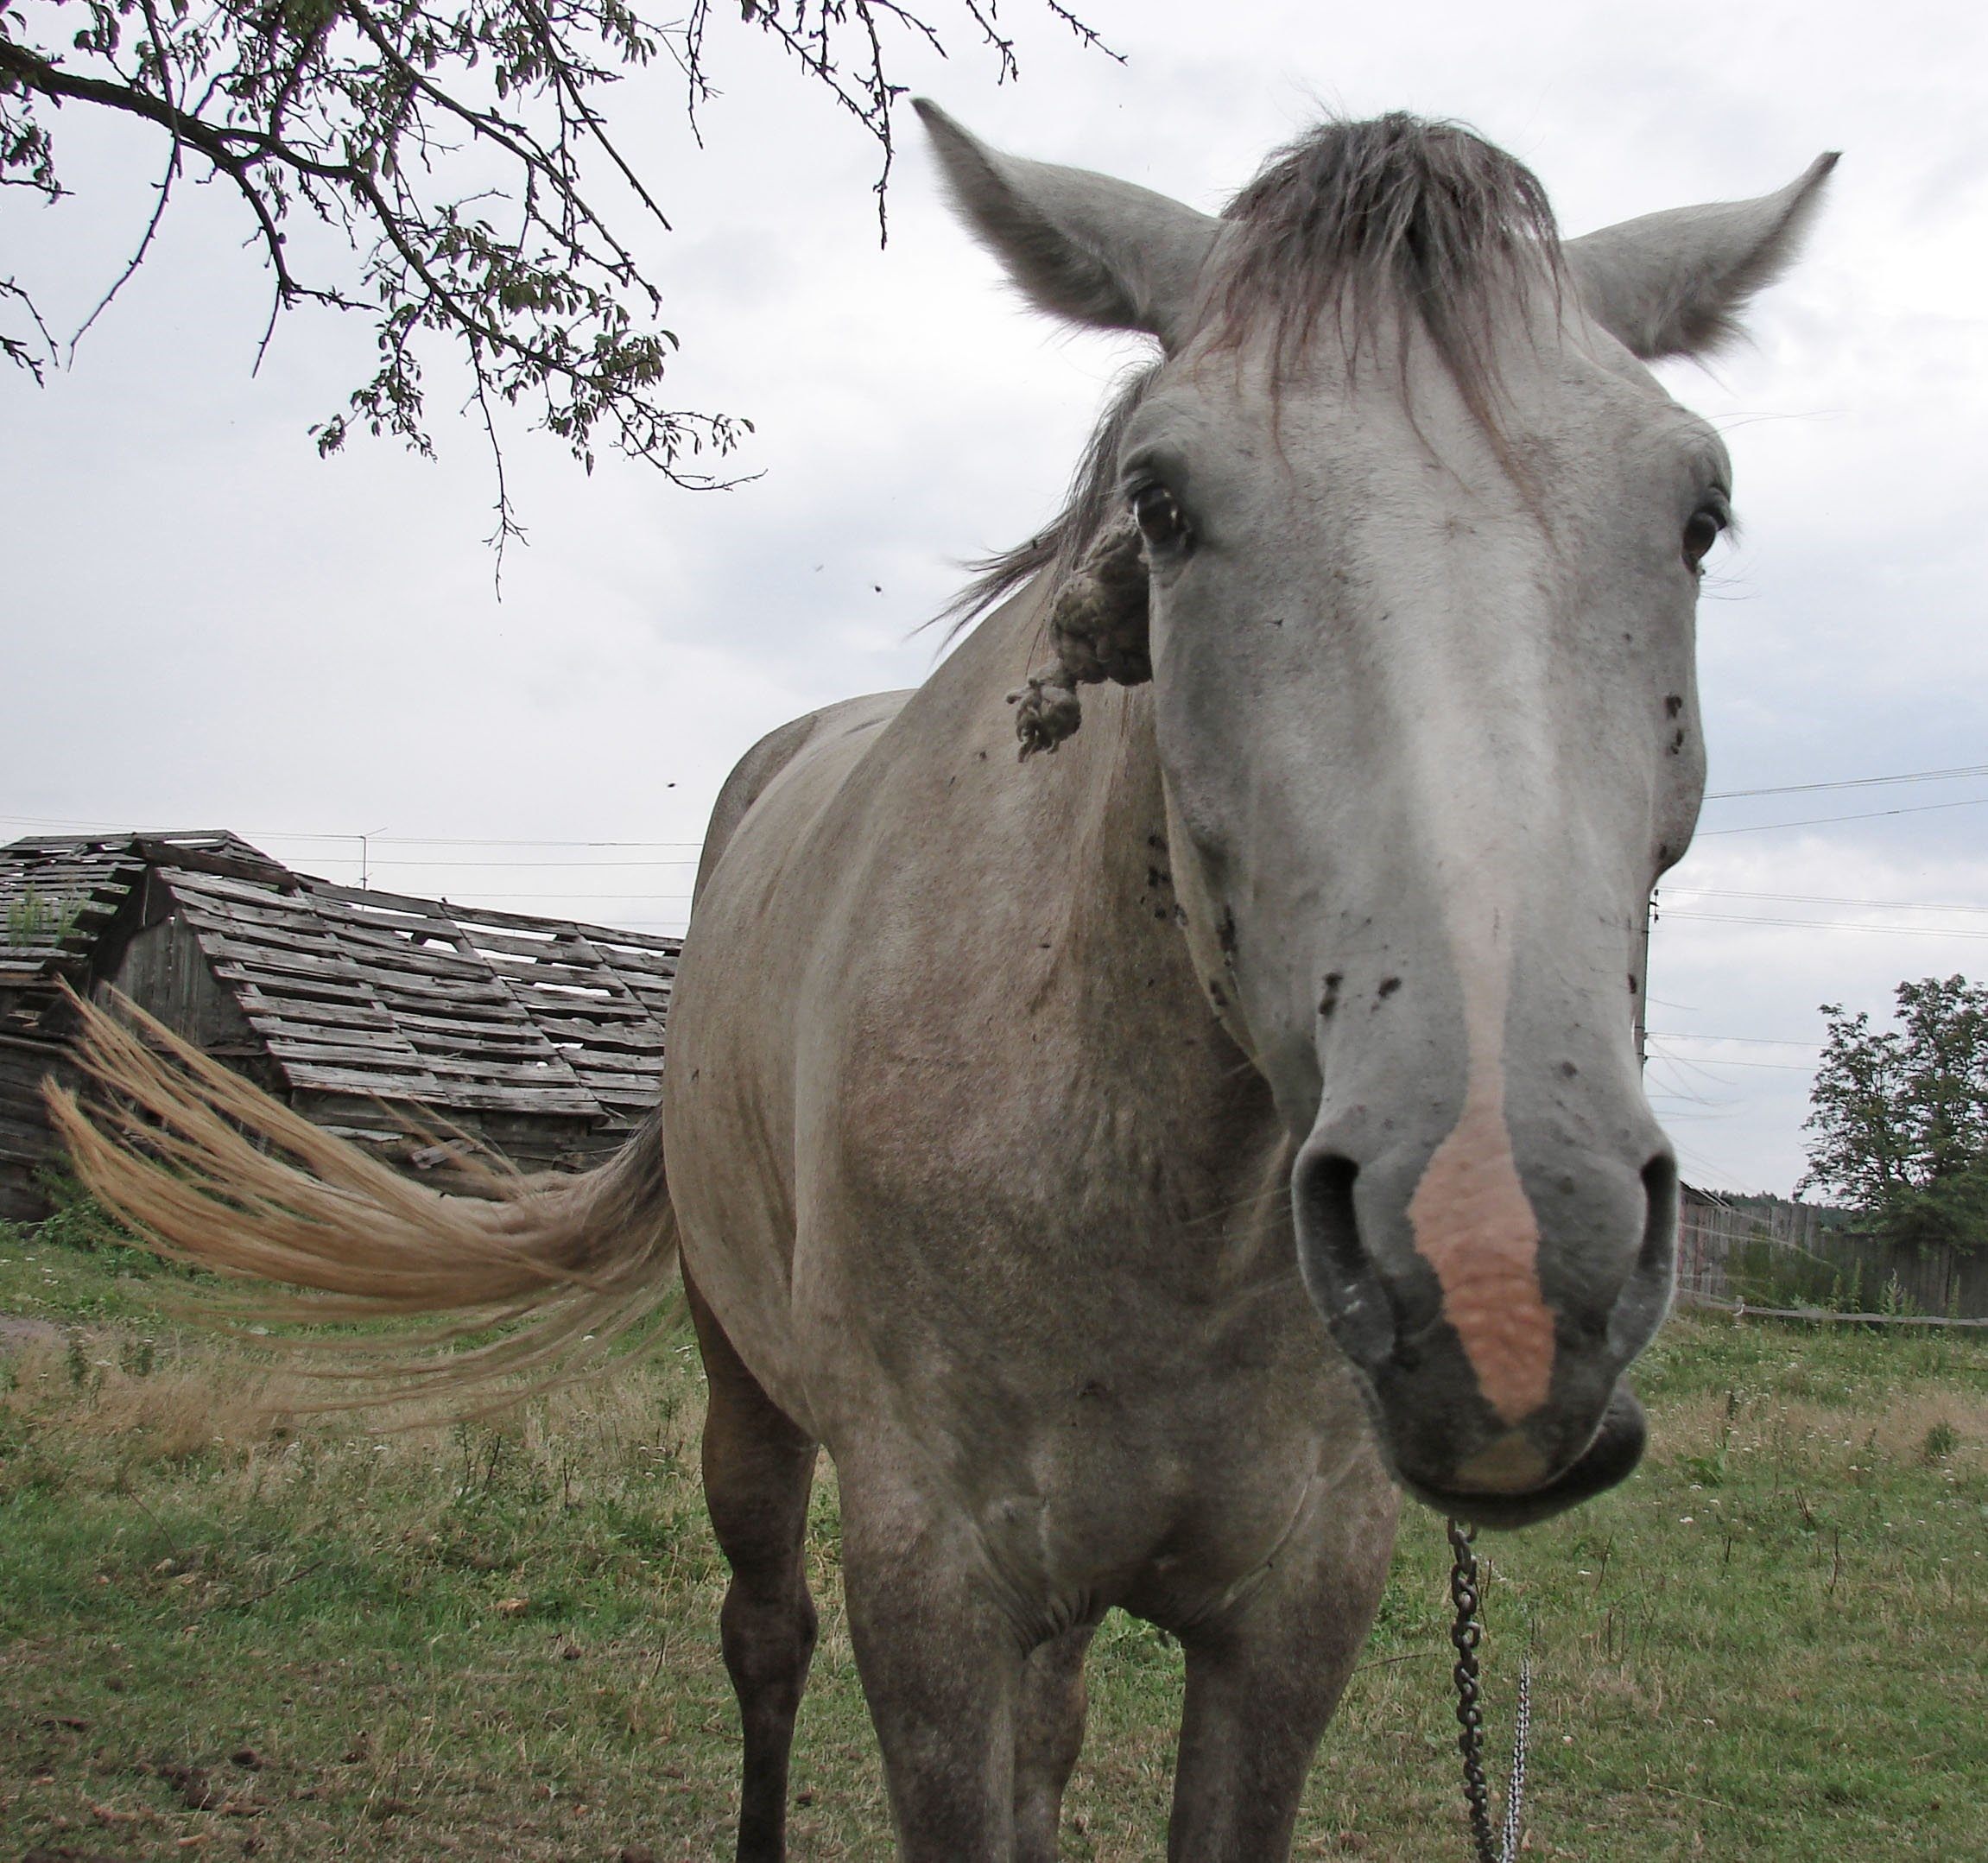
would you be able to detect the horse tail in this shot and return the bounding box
[46,990,680,1406]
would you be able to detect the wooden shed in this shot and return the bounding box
[1,831,681,1221]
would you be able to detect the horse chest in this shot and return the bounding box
[913,1315,1377,1627]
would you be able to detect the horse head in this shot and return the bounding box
[921,101,1833,1527]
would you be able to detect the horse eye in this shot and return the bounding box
[1131,484,1191,553]
[1682,504,1726,572]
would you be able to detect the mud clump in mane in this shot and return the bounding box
[947,113,1563,643]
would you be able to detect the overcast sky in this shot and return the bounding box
[4,0,1985,1196]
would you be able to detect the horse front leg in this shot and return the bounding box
[838,1476,1031,1861]
[1013,1623,1095,1862]
[1166,1478,1397,1862]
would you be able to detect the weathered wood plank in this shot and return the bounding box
[514,981,670,1016]
[306,879,683,950]
[225,971,382,1011]
[563,1049,668,1075]
[249,1014,563,1061]
[265,1031,572,1074]
[270,1060,444,1097]
[269,1050,594,1093]
[588,945,681,975]
[277,1065,603,1116]
[251,1024,427,1060]
[191,928,358,977]
[204,937,512,1008]
[194,919,498,988]
[161,871,310,914]
[478,953,635,992]
[236,1002,401,1036]
[377,1003,560,1038]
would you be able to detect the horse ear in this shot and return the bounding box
[915,99,1219,349]
[1566,154,1839,361]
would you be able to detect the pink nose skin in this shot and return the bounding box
[1406,1091,1556,1427]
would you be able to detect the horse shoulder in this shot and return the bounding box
[693,689,915,904]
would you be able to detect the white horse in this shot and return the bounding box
[62,104,1833,1861]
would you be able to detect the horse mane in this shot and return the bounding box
[940,361,1161,637]
[941,112,1562,635]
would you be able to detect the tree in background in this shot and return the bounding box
[0,0,1106,543]
[1801,974,1988,1253]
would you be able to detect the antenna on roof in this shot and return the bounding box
[358,828,388,890]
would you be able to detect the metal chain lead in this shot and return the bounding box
[1447,1518,1529,1863]
[1502,1652,1531,1860]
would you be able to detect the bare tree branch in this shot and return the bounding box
[0,0,1111,542]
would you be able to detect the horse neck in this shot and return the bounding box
[982,597,1289,1221]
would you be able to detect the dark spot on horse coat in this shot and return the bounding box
[1628,974,1639,993]
[1377,977,1402,999]
[1218,908,1238,960]
[1664,693,1683,718]
[1319,972,1343,1018]
[1669,727,1687,752]
[1560,1060,1579,1078]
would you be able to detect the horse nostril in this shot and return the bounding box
[1607,1150,1681,1357]
[1307,1153,1361,1271]
[1638,1151,1679,1278]
[1295,1151,1396,1365]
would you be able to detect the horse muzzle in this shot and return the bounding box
[1290,1125,1675,1528]
[1391,1379,1649,1529]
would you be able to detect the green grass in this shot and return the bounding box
[3,1207,1985,1860]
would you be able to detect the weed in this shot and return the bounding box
[2,886,84,947]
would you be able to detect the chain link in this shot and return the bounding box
[1447,1518,1529,1863]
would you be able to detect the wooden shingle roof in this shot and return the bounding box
[1,833,679,1131]
[0,831,269,1006]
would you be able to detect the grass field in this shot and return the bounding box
[3,1193,1985,1861]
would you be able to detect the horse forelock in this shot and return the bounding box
[1206,111,1563,401]
[940,115,1564,638]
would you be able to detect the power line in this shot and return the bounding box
[353,836,703,850]
[417,898,692,906]
[1667,888,1988,916]
[12,754,1988,856]
[1696,794,1988,836]
[0,812,703,850]
[1664,909,1988,941]
[1704,761,1988,802]
[367,858,700,871]
[1646,1030,1818,1047]
[1646,1048,1815,1071]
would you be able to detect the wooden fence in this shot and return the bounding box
[1676,1191,1988,1320]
